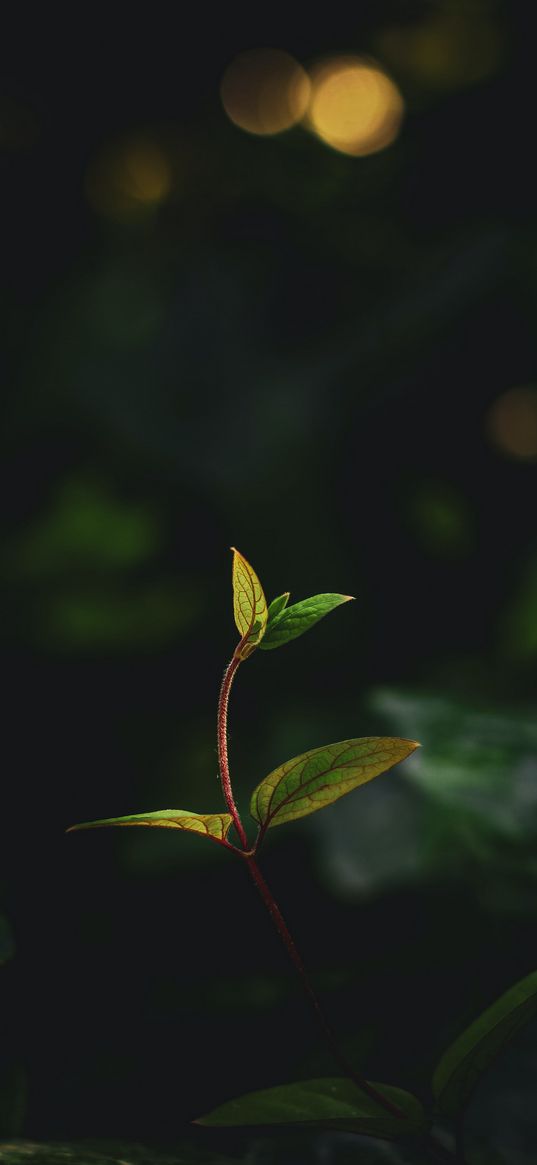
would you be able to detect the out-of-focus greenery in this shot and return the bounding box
[1,0,536,1156]
[314,688,537,910]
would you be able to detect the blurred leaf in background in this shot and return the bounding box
[2,477,200,650]
[314,688,537,910]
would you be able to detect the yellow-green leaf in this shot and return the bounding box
[196,1076,425,1139]
[250,737,420,831]
[231,548,268,658]
[432,970,537,1117]
[67,809,233,847]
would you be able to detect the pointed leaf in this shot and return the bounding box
[231,548,268,659]
[433,970,537,1117]
[251,737,420,831]
[196,1076,425,1139]
[67,809,233,847]
[259,593,353,651]
[267,592,290,621]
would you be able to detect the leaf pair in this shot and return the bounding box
[231,548,352,659]
[68,736,419,842]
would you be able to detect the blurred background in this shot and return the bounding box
[1,2,536,1162]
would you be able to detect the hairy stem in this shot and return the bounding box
[218,647,402,1119]
[245,854,404,1120]
[217,655,249,850]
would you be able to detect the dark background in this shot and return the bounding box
[1,3,536,1162]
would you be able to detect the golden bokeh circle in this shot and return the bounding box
[86,138,172,221]
[306,56,404,156]
[220,49,311,137]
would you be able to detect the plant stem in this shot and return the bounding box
[217,655,249,850]
[218,647,402,1121]
[245,853,404,1120]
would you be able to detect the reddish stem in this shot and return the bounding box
[217,646,402,1121]
[245,854,404,1120]
[217,655,249,850]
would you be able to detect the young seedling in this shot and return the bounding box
[68,549,418,1119]
[69,550,537,1161]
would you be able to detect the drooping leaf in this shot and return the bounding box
[432,970,537,1117]
[250,737,419,831]
[259,593,353,651]
[196,1076,425,1139]
[266,592,290,621]
[67,809,233,847]
[230,548,268,658]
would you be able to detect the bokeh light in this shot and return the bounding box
[85,137,172,221]
[377,1,503,93]
[306,56,404,157]
[486,386,537,460]
[220,49,311,137]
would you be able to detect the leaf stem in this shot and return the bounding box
[217,655,249,850]
[244,853,404,1121]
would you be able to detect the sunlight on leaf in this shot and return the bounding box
[260,593,353,650]
[67,809,233,847]
[433,970,537,1117]
[250,737,419,830]
[196,1076,425,1138]
[231,548,268,658]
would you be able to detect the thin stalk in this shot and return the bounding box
[245,853,404,1120]
[218,646,402,1121]
[217,655,249,850]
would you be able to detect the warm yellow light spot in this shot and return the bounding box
[86,138,172,221]
[220,49,311,137]
[378,4,502,92]
[306,56,404,157]
[487,387,537,461]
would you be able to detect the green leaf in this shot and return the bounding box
[250,737,420,831]
[67,809,233,848]
[230,548,268,659]
[432,970,537,1117]
[259,593,353,651]
[196,1076,425,1139]
[267,592,290,621]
